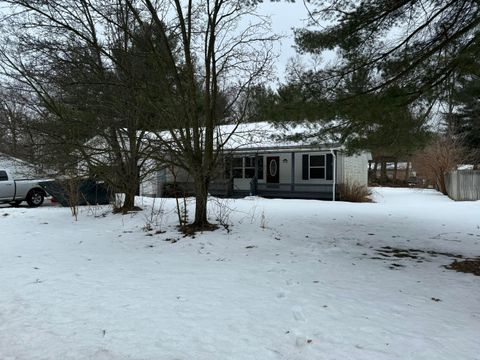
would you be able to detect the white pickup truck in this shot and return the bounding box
[0,169,47,207]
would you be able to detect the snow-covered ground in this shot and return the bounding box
[0,188,479,360]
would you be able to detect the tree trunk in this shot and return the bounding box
[122,189,137,213]
[438,173,448,195]
[393,161,398,182]
[118,164,140,214]
[373,161,378,180]
[192,176,209,227]
[368,160,373,180]
[380,159,388,182]
[404,161,410,181]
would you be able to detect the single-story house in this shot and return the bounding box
[140,122,372,200]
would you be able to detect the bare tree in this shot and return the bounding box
[120,0,278,229]
[0,1,178,213]
[412,135,470,195]
[1,0,277,226]
[0,87,36,160]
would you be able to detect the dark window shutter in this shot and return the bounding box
[302,154,309,180]
[326,153,333,180]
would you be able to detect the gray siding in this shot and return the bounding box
[338,152,370,187]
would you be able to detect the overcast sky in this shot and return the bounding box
[255,1,314,83]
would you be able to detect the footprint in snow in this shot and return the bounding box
[292,306,306,322]
[91,349,115,360]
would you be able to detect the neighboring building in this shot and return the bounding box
[0,153,39,179]
[140,122,372,200]
[369,161,416,182]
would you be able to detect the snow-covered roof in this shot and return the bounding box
[216,121,341,152]
[457,164,475,171]
[86,121,344,158]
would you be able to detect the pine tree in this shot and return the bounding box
[294,0,480,103]
[452,70,480,165]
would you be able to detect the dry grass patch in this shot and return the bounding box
[339,182,372,202]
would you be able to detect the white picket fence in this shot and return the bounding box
[445,170,480,201]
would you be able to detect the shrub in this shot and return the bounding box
[338,182,372,202]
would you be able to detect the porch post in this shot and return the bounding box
[330,149,336,201]
[291,152,295,192]
[251,154,259,196]
[228,155,233,196]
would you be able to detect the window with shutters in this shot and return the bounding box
[302,153,334,180]
[232,156,263,179]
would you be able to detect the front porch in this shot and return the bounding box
[161,180,337,200]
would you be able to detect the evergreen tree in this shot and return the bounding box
[263,67,430,158]
[294,0,480,103]
[452,69,480,164]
